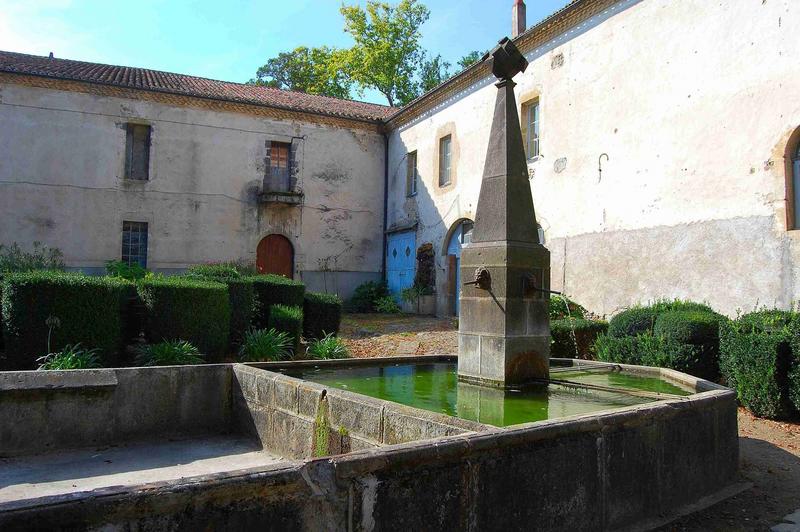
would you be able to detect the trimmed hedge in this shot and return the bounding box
[249,275,305,328]
[304,292,343,340]
[1,271,131,369]
[186,263,241,281]
[551,318,608,359]
[186,270,255,349]
[607,307,659,338]
[720,310,798,419]
[269,304,303,354]
[598,300,726,381]
[138,277,230,359]
[608,300,718,338]
[226,279,256,348]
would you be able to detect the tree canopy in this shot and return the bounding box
[247,46,351,99]
[250,1,488,106]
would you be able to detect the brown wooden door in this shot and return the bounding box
[256,234,294,278]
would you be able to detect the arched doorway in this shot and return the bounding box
[445,219,473,315]
[256,234,294,278]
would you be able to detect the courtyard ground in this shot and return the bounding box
[340,313,800,532]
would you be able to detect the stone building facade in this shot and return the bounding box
[0,62,388,297]
[1,0,799,313]
[385,0,800,316]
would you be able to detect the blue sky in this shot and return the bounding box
[0,0,566,105]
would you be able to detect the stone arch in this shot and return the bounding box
[442,218,474,316]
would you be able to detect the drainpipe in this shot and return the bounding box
[382,132,390,283]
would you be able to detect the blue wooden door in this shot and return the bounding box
[447,221,473,315]
[387,231,416,298]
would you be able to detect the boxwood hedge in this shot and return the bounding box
[185,270,255,349]
[249,275,305,328]
[1,271,131,369]
[598,300,725,381]
[303,292,343,340]
[186,263,241,281]
[719,310,798,419]
[269,304,303,354]
[550,318,608,359]
[138,276,230,359]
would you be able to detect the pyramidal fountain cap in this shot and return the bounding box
[457,37,551,388]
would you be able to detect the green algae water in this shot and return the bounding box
[283,362,691,428]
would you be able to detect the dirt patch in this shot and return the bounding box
[341,313,800,531]
[340,313,457,358]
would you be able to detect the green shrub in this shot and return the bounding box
[106,260,148,281]
[37,343,102,370]
[238,328,293,362]
[226,279,256,348]
[595,333,644,366]
[138,277,230,359]
[607,306,660,338]
[248,275,305,328]
[347,280,389,313]
[186,263,241,281]
[303,292,343,340]
[0,241,64,272]
[268,304,303,354]
[548,295,587,320]
[135,340,204,366]
[551,319,608,359]
[608,299,719,339]
[720,310,797,419]
[186,270,255,349]
[653,310,724,381]
[375,295,401,314]
[307,333,350,360]
[1,271,131,370]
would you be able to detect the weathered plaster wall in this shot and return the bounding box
[0,83,384,297]
[387,0,800,316]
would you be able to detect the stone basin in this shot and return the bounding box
[0,357,739,531]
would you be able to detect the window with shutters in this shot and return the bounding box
[521,98,540,160]
[406,151,418,196]
[122,221,148,268]
[124,124,151,180]
[267,141,292,192]
[438,135,452,187]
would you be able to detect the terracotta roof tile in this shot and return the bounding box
[0,50,393,122]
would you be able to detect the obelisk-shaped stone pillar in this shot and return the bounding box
[458,38,550,387]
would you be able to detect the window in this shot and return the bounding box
[125,124,151,180]
[122,221,148,268]
[406,151,418,196]
[439,135,452,187]
[267,141,292,191]
[793,142,800,229]
[521,99,540,160]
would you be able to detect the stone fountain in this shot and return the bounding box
[458,38,551,387]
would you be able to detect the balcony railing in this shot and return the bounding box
[259,168,303,205]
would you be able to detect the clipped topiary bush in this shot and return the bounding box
[187,269,255,349]
[304,292,343,340]
[248,275,305,328]
[595,334,644,366]
[1,271,131,369]
[720,310,797,420]
[551,318,608,359]
[138,276,230,359]
[653,310,724,381]
[607,306,659,338]
[268,304,303,354]
[186,263,241,281]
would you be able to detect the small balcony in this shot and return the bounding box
[258,170,303,205]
